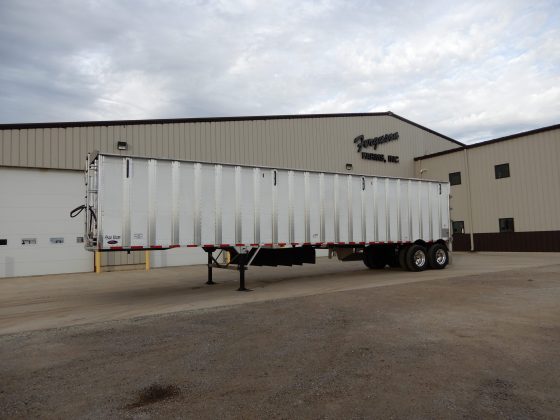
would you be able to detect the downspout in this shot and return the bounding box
[463,148,475,251]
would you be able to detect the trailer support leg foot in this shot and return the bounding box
[237,265,251,292]
[206,251,215,285]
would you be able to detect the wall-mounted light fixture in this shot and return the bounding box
[346,163,353,171]
[117,141,128,151]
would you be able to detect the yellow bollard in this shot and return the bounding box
[95,251,101,273]
[145,250,151,271]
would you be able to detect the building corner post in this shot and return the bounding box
[463,149,475,252]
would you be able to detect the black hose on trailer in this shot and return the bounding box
[70,204,97,228]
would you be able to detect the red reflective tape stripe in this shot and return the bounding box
[250,243,259,247]
[327,242,335,245]
[236,243,245,246]
[130,246,143,249]
[169,244,180,248]
[348,242,356,245]
[337,242,346,245]
[291,242,299,246]
[203,244,214,248]
[110,246,123,250]
[315,242,324,246]
[278,242,286,246]
[359,242,366,245]
[187,244,197,247]
[220,244,230,247]
[369,241,376,245]
[264,243,273,247]
[303,242,311,245]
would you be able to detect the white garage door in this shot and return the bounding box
[0,167,93,278]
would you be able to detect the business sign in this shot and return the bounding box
[354,132,399,163]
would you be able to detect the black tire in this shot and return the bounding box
[428,243,449,269]
[405,244,428,272]
[362,249,387,269]
[398,246,408,269]
[362,252,374,269]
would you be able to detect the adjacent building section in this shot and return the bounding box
[415,124,560,251]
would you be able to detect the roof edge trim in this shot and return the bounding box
[0,111,461,146]
[414,123,560,161]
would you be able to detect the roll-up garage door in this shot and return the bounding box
[0,168,93,277]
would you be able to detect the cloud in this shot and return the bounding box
[0,0,558,143]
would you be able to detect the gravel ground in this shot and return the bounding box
[1,264,559,419]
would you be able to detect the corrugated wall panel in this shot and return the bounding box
[1,115,459,175]
[35,129,43,167]
[418,129,560,234]
[467,132,560,233]
[101,250,146,267]
[11,130,20,165]
[414,152,469,232]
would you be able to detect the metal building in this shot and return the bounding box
[415,124,560,251]
[0,112,460,277]
[1,112,557,278]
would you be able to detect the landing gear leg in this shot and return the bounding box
[237,264,251,292]
[237,251,252,292]
[206,250,215,285]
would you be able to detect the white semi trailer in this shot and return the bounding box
[72,152,451,290]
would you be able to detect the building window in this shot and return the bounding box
[449,172,461,186]
[495,163,510,179]
[499,218,515,233]
[452,221,465,234]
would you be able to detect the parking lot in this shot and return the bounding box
[1,252,560,418]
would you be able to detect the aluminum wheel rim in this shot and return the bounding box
[435,249,447,265]
[414,250,426,267]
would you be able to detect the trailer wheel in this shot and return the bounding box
[398,247,408,270]
[428,243,449,269]
[405,245,428,271]
[363,250,386,269]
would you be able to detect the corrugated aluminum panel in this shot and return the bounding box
[86,154,450,251]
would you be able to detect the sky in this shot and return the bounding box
[0,0,559,144]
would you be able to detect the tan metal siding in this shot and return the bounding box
[418,128,560,234]
[414,152,470,231]
[1,130,8,165]
[101,250,145,267]
[0,115,458,175]
[467,130,560,233]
